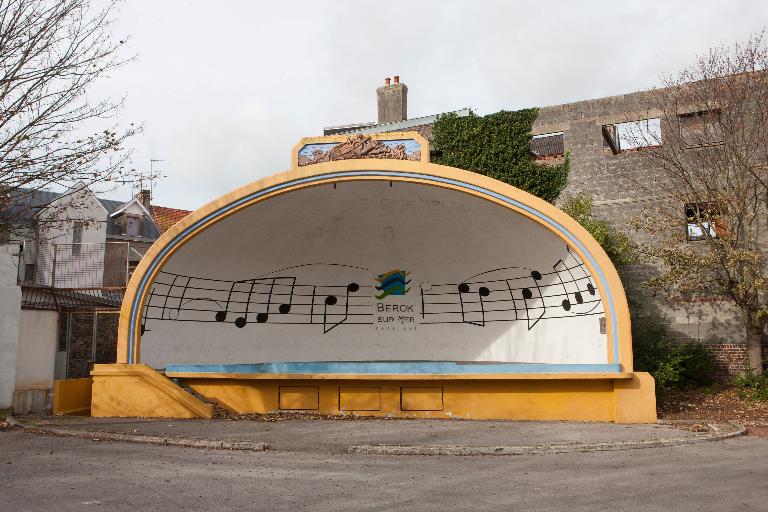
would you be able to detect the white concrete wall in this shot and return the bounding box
[15,309,59,390]
[0,244,21,408]
[140,180,609,368]
[12,309,59,414]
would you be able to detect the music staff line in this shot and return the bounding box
[149,275,590,306]
[429,260,593,288]
[140,247,604,334]
[152,260,592,295]
[143,273,367,334]
[419,310,604,325]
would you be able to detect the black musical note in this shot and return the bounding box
[520,270,546,330]
[566,247,596,297]
[457,282,491,326]
[215,279,247,323]
[552,260,573,311]
[277,277,296,314]
[323,282,359,333]
[235,279,259,328]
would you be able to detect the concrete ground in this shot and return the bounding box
[1,427,767,511]
[9,416,715,453]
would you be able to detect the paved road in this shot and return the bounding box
[1,430,767,511]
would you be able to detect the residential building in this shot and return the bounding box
[0,183,190,412]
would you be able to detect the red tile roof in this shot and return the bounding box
[151,205,192,234]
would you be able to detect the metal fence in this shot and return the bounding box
[19,241,131,310]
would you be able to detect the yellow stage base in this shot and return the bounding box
[91,365,656,423]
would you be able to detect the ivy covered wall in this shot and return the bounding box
[432,109,570,203]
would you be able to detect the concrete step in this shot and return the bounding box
[180,386,215,405]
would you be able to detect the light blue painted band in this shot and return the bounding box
[165,362,623,375]
[129,170,620,367]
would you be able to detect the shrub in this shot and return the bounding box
[733,367,768,401]
[633,323,715,395]
[560,195,636,268]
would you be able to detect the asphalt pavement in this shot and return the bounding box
[1,416,767,511]
[1,428,767,511]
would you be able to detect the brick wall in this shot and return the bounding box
[709,344,748,381]
[708,340,768,381]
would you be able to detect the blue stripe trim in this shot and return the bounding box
[129,170,619,367]
[165,362,622,375]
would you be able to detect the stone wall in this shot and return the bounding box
[531,90,753,376]
[59,310,119,379]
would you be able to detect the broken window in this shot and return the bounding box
[603,118,662,153]
[685,202,724,241]
[679,110,723,147]
[531,132,564,158]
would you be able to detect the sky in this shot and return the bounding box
[91,0,768,210]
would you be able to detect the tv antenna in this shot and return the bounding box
[136,158,167,198]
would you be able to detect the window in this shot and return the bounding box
[531,132,565,159]
[685,202,723,241]
[603,118,662,153]
[23,263,35,283]
[72,221,83,256]
[679,110,723,147]
[124,215,140,237]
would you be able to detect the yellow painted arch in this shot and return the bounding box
[117,159,633,371]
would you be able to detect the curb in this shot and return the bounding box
[6,418,746,456]
[347,421,746,456]
[5,418,269,452]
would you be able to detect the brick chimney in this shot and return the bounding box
[376,76,407,125]
[137,189,152,210]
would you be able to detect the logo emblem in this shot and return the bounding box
[374,269,411,300]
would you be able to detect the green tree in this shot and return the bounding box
[432,109,569,202]
[560,195,636,268]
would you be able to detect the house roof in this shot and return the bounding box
[323,108,472,139]
[151,205,192,234]
[2,188,61,222]
[2,187,186,240]
[108,197,153,219]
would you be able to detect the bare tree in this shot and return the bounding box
[633,32,768,374]
[0,0,139,237]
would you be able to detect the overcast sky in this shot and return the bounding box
[92,0,767,210]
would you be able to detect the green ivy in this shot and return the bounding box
[432,109,569,202]
[560,195,637,268]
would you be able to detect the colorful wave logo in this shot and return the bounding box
[374,269,411,300]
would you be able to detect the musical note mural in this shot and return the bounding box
[139,246,603,336]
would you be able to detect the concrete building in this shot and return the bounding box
[0,184,190,412]
[323,77,759,377]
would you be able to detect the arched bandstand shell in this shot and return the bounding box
[91,136,656,422]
